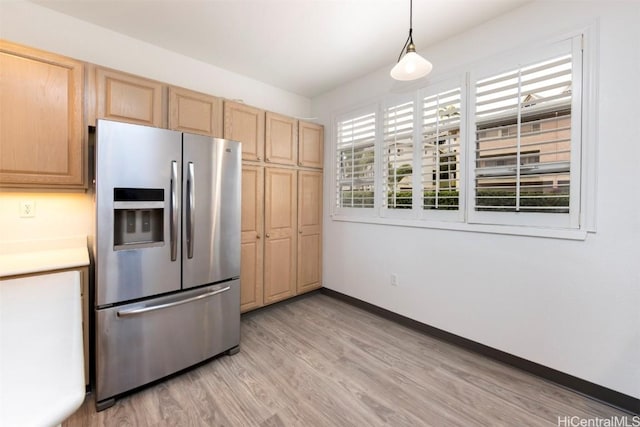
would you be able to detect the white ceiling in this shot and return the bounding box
[32,0,530,98]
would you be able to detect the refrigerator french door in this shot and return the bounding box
[94,119,241,410]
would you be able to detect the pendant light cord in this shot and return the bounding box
[396,0,415,62]
[410,0,413,30]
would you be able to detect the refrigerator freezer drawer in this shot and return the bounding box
[95,280,240,403]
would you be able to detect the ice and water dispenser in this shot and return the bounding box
[113,188,164,249]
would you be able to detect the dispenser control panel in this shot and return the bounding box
[113,188,164,249]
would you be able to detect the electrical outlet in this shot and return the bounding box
[19,200,35,218]
[390,273,399,286]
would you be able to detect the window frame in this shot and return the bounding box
[330,27,597,240]
[467,35,583,229]
[380,92,419,220]
[418,76,467,223]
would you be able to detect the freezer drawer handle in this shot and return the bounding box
[116,286,231,317]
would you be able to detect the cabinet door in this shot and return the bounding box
[265,112,297,166]
[223,101,265,162]
[264,167,297,304]
[240,165,264,312]
[298,121,324,169]
[297,171,323,294]
[96,67,165,127]
[0,41,84,188]
[168,86,222,137]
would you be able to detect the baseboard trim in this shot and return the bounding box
[241,289,322,318]
[321,288,640,415]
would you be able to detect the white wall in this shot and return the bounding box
[312,1,640,399]
[0,191,93,243]
[0,0,312,243]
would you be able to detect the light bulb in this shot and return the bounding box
[405,60,416,74]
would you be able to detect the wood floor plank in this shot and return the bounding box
[275,298,553,425]
[297,295,627,421]
[63,293,629,426]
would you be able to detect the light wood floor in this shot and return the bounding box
[64,293,628,426]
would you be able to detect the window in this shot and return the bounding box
[383,100,414,209]
[470,35,581,228]
[336,110,376,209]
[332,33,589,237]
[422,88,462,211]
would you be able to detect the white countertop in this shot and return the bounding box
[0,236,89,277]
[0,271,85,426]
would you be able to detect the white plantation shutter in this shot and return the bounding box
[333,34,588,234]
[422,88,462,210]
[336,111,376,208]
[383,100,414,209]
[472,37,581,228]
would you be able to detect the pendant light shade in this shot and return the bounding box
[390,0,432,81]
[390,44,433,81]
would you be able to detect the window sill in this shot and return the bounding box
[330,214,589,241]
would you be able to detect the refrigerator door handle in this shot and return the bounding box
[187,161,195,259]
[170,160,178,262]
[116,286,231,317]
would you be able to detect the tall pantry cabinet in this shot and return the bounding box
[295,122,323,295]
[224,101,323,312]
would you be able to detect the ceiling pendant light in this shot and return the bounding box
[390,0,433,81]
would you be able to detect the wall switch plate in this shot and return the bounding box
[20,200,35,218]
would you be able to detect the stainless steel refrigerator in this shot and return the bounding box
[93,119,241,410]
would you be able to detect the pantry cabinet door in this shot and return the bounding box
[224,101,265,162]
[298,121,324,169]
[297,170,322,293]
[265,112,297,166]
[240,165,264,312]
[263,167,297,304]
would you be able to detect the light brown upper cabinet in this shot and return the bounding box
[297,170,323,294]
[263,167,297,305]
[240,165,264,313]
[223,101,265,162]
[298,121,324,169]
[168,86,222,137]
[96,67,165,128]
[265,112,297,166]
[0,41,85,188]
